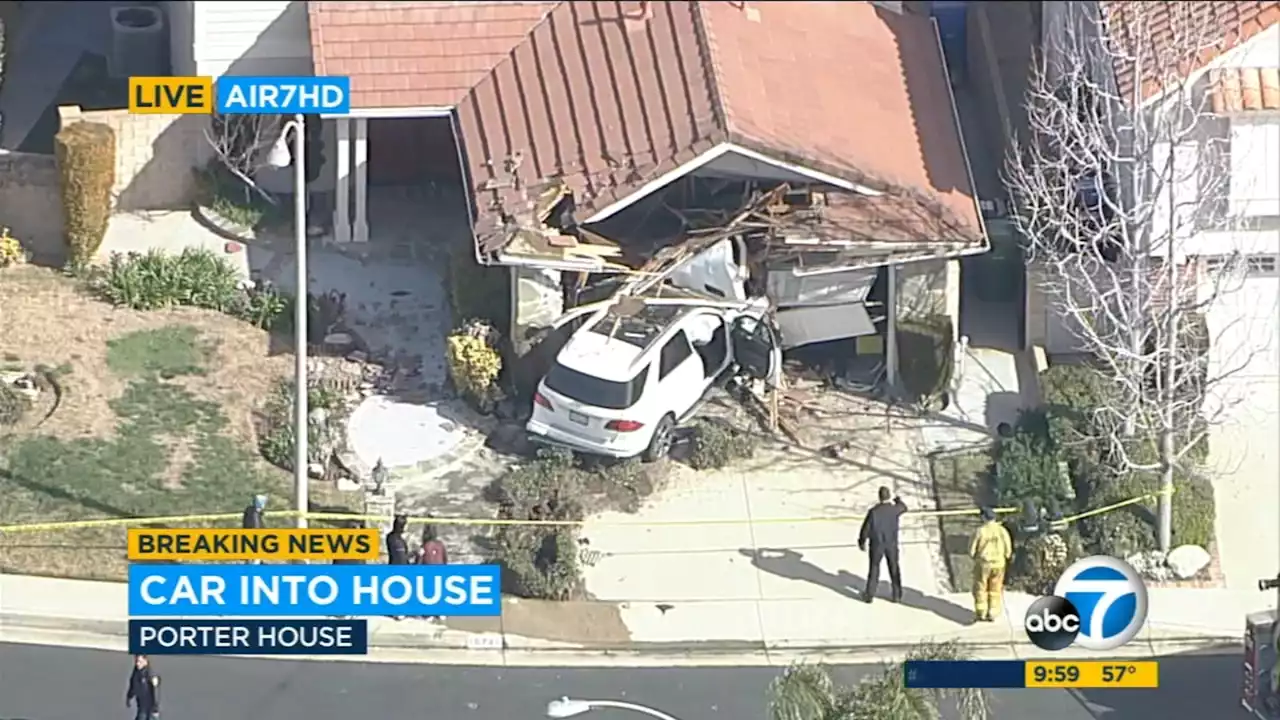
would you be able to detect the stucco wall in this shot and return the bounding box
[0,151,65,263]
[193,0,313,77]
[58,105,210,212]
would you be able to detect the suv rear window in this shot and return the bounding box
[544,363,647,410]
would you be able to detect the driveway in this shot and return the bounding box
[578,392,960,643]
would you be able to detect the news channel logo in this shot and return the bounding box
[1023,555,1149,652]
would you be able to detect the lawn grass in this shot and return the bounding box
[930,449,994,593]
[0,324,357,580]
[106,325,213,378]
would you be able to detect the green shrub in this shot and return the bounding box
[230,283,292,331]
[686,419,755,470]
[54,121,116,269]
[256,380,344,471]
[898,314,954,402]
[1172,470,1215,548]
[0,383,30,426]
[92,248,241,311]
[446,320,504,412]
[487,449,584,600]
[1009,530,1084,594]
[990,410,1071,508]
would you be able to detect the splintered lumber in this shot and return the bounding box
[564,243,624,257]
[578,228,622,247]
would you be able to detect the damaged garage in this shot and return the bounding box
[453,0,991,397]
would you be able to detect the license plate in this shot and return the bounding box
[568,410,589,425]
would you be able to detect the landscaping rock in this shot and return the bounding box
[1167,544,1212,579]
[1126,550,1173,581]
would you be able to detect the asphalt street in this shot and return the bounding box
[0,642,1252,720]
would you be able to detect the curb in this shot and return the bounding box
[0,613,1242,668]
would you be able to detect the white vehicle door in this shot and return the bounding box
[655,329,705,421]
[729,314,782,387]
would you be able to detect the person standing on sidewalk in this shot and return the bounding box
[416,522,449,623]
[242,494,267,565]
[386,514,410,565]
[969,506,1013,623]
[858,486,907,603]
[385,514,410,621]
[125,654,161,720]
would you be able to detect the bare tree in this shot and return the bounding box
[1005,3,1259,552]
[203,113,285,205]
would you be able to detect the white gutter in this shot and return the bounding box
[930,15,991,254]
[321,106,454,119]
[582,143,888,225]
[582,145,735,223]
[495,252,610,273]
[720,143,883,197]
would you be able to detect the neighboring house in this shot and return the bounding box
[1030,1,1280,389]
[164,1,991,374]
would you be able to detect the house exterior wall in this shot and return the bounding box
[897,258,962,343]
[0,152,65,264]
[191,1,313,77]
[58,106,211,212]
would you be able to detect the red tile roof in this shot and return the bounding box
[458,1,725,252]
[1101,1,1280,102]
[311,1,983,257]
[308,1,557,109]
[1210,66,1280,113]
[700,1,981,250]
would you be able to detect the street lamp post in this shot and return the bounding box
[267,114,309,530]
[546,697,682,720]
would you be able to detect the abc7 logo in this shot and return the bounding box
[1024,596,1083,651]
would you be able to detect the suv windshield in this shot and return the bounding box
[543,363,647,410]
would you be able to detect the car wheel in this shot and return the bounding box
[642,414,676,463]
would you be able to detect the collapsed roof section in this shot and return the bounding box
[405,0,989,271]
[307,2,988,269]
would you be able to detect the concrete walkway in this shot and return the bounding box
[0,573,1261,668]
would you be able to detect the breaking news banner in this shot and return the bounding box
[128,76,350,115]
[128,619,368,656]
[128,564,501,617]
[127,528,380,562]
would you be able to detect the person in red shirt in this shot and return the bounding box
[417,522,449,623]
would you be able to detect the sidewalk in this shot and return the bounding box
[0,573,1260,667]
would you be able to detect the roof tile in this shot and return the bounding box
[1211,66,1280,113]
[309,1,559,109]
[1101,1,1280,101]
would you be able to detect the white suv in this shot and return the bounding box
[526,300,780,461]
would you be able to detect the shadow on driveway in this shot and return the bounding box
[739,547,974,626]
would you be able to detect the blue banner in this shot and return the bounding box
[129,619,368,655]
[128,564,501,617]
[215,76,350,115]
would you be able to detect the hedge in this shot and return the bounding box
[448,239,511,330]
[486,450,584,600]
[898,314,954,401]
[54,122,116,269]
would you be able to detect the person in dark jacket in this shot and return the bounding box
[858,486,907,604]
[242,494,267,565]
[125,654,160,720]
[386,514,410,565]
[242,494,266,529]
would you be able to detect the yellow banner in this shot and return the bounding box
[127,528,380,561]
[128,77,214,114]
[1025,661,1159,689]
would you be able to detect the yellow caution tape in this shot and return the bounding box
[0,488,1172,534]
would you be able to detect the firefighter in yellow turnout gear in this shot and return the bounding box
[969,507,1013,622]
